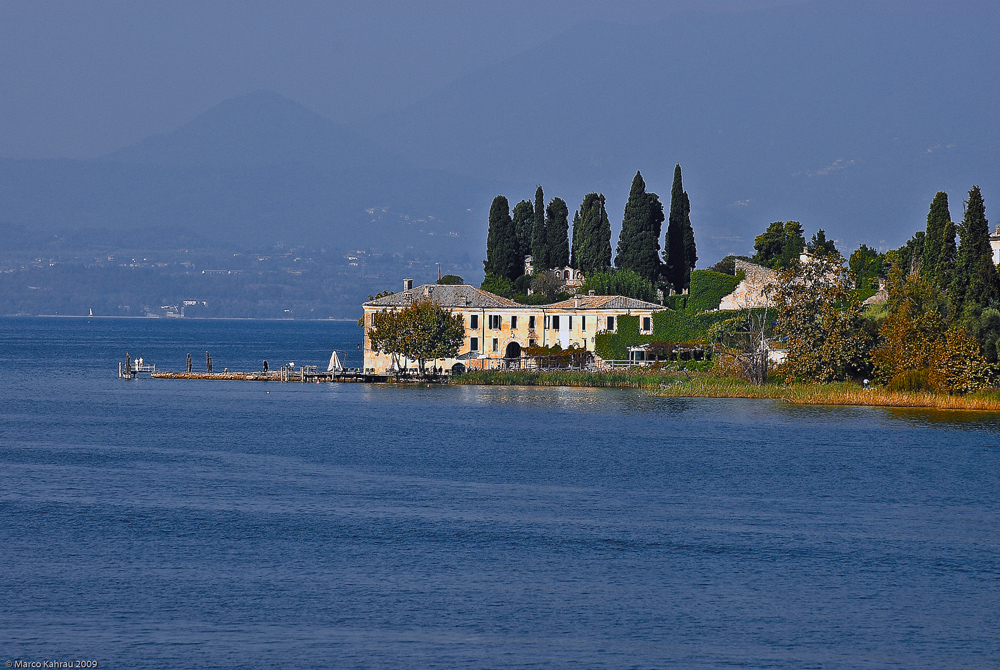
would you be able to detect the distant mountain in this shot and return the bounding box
[103,91,394,169]
[356,1,999,260]
[0,91,489,255]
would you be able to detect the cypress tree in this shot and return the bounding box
[484,195,520,281]
[570,210,581,268]
[664,164,697,291]
[779,221,807,268]
[807,229,838,257]
[615,171,664,282]
[575,193,612,274]
[939,216,958,292]
[546,197,570,269]
[530,186,548,270]
[922,192,950,285]
[595,194,613,273]
[512,199,534,268]
[952,185,999,316]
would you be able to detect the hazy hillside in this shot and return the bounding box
[357,2,999,260]
[0,91,489,257]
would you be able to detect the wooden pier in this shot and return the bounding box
[150,369,387,383]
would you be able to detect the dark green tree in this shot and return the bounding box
[939,216,958,292]
[531,186,548,270]
[848,244,885,291]
[951,185,999,317]
[779,222,806,267]
[614,171,665,282]
[888,231,925,275]
[752,221,806,269]
[807,229,838,257]
[512,199,534,266]
[484,195,520,281]
[664,164,698,292]
[574,193,612,274]
[546,197,570,268]
[922,192,951,287]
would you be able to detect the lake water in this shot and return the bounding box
[1,318,998,669]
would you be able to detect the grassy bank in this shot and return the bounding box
[452,369,1000,410]
[659,377,1000,410]
[451,369,687,388]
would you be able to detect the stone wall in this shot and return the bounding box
[717,260,779,311]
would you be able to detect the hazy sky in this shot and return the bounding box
[0,0,789,158]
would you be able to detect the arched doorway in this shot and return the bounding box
[504,341,522,360]
[451,363,466,375]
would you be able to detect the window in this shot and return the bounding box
[470,314,479,329]
[607,316,615,331]
[488,314,501,329]
[511,315,518,329]
[643,317,651,331]
[492,338,498,352]
[529,315,536,329]
[552,315,560,330]
[568,316,573,330]
[581,316,586,330]
[470,337,479,351]
[544,316,549,329]
[529,339,536,347]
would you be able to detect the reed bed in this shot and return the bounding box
[452,369,1000,410]
[451,369,687,388]
[656,376,1000,411]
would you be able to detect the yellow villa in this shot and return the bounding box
[361,279,663,374]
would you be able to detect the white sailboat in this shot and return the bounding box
[327,350,344,373]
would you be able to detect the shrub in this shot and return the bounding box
[481,273,514,297]
[707,255,753,275]
[511,292,551,305]
[581,268,658,303]
[437,274,464,285]
[886,369,930,392]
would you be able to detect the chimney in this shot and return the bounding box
[403,278,413,291]
[574,298,580,308]
[423,285,432,297]
[588,290,595,296]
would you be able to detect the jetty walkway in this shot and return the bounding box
[151,369,388,383]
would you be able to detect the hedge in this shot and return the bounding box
[685,270,742,313]
[595,310,738,359]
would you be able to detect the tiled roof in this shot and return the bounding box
[545,295,664,310]
[364,284,664,311]
[364,284,520,309]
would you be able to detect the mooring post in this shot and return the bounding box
[186,353,192,373]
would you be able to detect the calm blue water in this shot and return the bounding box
[1,317,999,669]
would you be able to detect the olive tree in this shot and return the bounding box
[770,253,876,382]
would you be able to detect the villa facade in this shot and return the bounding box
[361,280,663,374]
